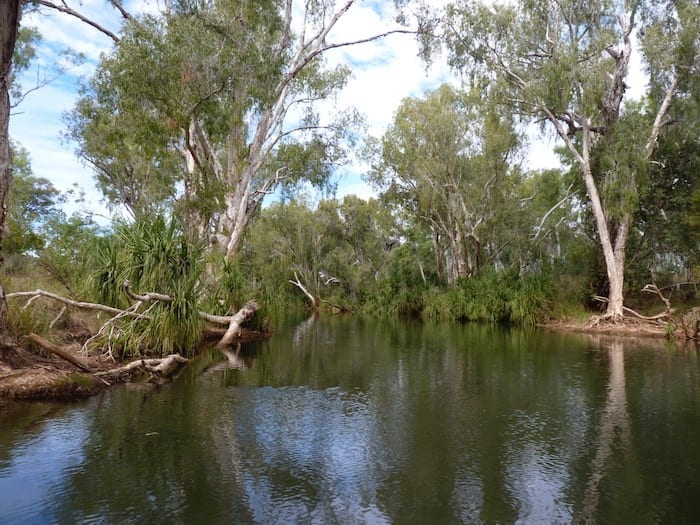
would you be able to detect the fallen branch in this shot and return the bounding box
[10,286,251,327]
[591,295,672,321]
[96,354,188,381]
[10,286,260,351]
[123,281,250,325]
[217,300,259,348]
[27,333,91,373]
[7,289,150,320]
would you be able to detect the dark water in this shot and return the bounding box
[1,316,699,524]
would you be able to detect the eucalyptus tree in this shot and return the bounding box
[4,144,64,255]
[316,195,394,302]
[68,0,411,258]
[369,83,520,283]
[434,0,699,318]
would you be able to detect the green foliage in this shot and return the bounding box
[368,83,521,282]
[38,214,104,296]
[5,144,64,256]
[9,26,40,101]
[87,216,205,356]
[361,269,553,326]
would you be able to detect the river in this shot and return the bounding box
[1,315,699,523]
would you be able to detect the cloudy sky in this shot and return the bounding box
[10,0,568,220]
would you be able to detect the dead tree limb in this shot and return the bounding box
[7,289,151,320]
[10,287,260,350]
[10,287,254,328]
[31,0,129,44]
[95,354,188,382]
[289,272,320,310]
[123,280,172,302]
[217,300,259,348]
[641,283,673,316]
[123,281,249,325]
[27,333,91,372]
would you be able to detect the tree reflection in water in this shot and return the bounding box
[581,339,632,521]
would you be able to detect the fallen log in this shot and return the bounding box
[217,300,259,348]
[96,354,188,382]
[27,333,91,373]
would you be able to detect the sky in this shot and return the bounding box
[10,0,635,222]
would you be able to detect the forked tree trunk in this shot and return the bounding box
[580,122,631,318]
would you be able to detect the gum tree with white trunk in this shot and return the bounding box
[435,0,699,319]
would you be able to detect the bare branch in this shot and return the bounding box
[31,0,123,43]
[531,182,575,241]
[7,289,149,319]
[646,73,679,158]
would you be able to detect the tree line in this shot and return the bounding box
[1,0,698,355]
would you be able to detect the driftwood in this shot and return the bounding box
[27,333,91,372]
[96,354,188,382]
[217,300,259,348]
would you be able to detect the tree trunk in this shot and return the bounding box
[431,227,445,283]
[451,230,470,282]
[580,123,626,318]
[221,177,257,259]
[217,300,259,348]
[0,0,21,335]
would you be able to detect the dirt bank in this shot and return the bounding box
[0,328,270,401]
[0,348,116,400]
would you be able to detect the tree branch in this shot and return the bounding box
[31,0,123,43]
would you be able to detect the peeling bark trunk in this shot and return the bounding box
[580,123,627,318]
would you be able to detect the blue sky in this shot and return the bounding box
[9,0,567,221]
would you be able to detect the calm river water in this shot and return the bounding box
[1,316,699,524]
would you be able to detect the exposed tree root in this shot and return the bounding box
[589,294,673,330]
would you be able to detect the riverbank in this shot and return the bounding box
[0,328,270,401]
[1,316,693,401]
[542,318,670,338]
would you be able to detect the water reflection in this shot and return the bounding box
[1,319,699,523]
[580,339,632,521]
